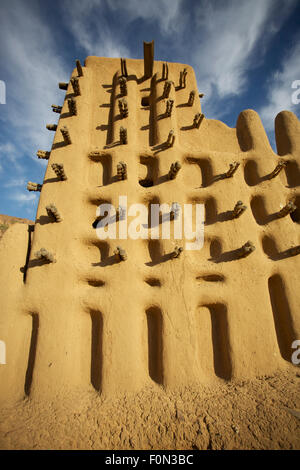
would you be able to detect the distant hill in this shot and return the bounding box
[0,214,34,239]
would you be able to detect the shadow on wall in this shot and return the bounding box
[146,306,163,385]
[198,304,232,380]
[24,313,39,396]
[268,274,297,362]
[90,310,103,392]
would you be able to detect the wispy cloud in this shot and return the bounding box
[259,41,300,131]
[0,142,24,172]
[191,0,297,117]
[60,0,131,58]
[9,191,38,205]
[0,0,69,156]
[107,0,187,36]
[3,177,27,188]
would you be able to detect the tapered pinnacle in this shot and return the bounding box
[120,58,128,77]
[162,62,169,80]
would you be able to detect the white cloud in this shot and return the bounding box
[3,177,27,188]
[9,191,38,205]
[60,0,130,58]
[0,1,69,157]
[0,142,24,172]
[107,0,186,36]
[191,0,297,117]
[259,41,300,131]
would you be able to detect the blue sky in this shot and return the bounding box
[0,0,299,220]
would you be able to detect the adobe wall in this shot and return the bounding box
[0,55,299,404]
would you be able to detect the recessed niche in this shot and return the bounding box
[141,96,150,107]
[146,306,163,384]
[290,196,300,223]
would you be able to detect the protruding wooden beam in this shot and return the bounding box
[179,68,187,88]
[162,62,169,80]
[120,126,127,145]
[172,246,183,259]
[60,126,71,145]
[117,161,127,180]
[68,97,77,116]
[71,77,80,96]
[144,40,154,78]
[225,161,240,178]
[119,77,127,96]
[165,99,174,117]
[276,200,297,218]
[163,81,172,98]
[46,124,57,131]
[269,160,288,179]
[118,98,128,118]
[233,201,247,218]
[120,58,128,77]
[36,150,50,160]
[114,246,127,261]
[166,130,175,148]
[35,248,56,263]
[27,182,42,192]
[238,241,255,258]
[46,204,62,222]
[170,202,180,220]
[51,105,62,114]
[59,82,68,90]
[193,113,204,129]
[168,162,181,180]
[52,163,67,181]
[188,91,195,106]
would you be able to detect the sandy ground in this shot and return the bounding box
[0,367,299,450]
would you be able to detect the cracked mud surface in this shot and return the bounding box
[0,368,299,450]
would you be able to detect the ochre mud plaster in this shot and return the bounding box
[0,56,299,407]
